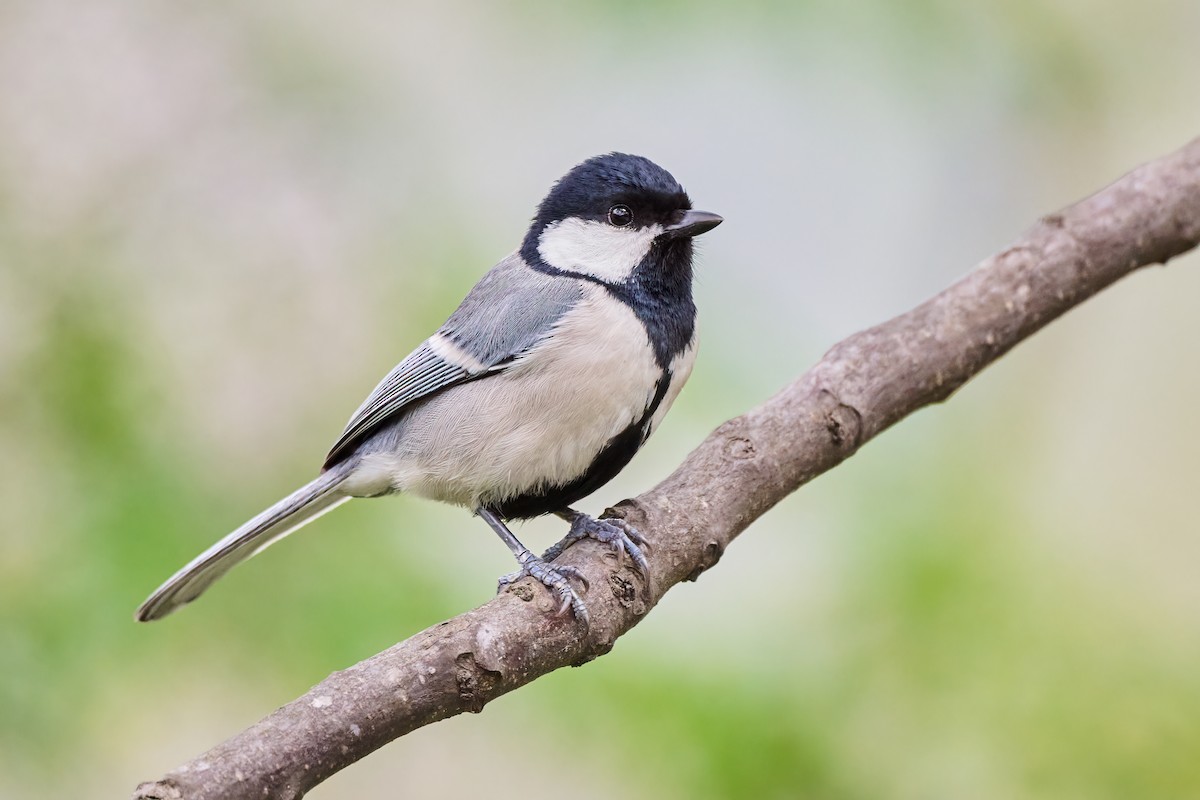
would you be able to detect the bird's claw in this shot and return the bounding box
[544,512,651,580]
[498,552,590,625]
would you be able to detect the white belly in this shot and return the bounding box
[345,284,675,509]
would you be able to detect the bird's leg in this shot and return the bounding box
[541,508,650,580]
[478,506,590,625]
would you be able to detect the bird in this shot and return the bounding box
[135,153,722,625]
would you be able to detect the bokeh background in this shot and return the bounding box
[2,1,1199,797]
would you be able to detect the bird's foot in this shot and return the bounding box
[544,511,650,579]
[497,550,590,624]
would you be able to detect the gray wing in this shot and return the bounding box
[324,254,582,467]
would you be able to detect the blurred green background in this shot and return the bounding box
[2,1,1199,797]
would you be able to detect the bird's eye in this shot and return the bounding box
[607,204,633,227]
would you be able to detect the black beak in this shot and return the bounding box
[664,209,723,239]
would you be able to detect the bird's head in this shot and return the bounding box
[522,153,722,285]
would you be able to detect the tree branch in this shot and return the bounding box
[134,137,1200,800]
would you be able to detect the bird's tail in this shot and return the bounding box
[135,461,356,622]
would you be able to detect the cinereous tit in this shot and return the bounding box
[136,153,722,625]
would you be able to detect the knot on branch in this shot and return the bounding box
[685,540,725,582]
[455,652,501,713]
[724,436,757,460]
[821,393,863,451]
[134,780,181,800]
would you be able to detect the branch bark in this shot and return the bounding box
[135,137,1200,800]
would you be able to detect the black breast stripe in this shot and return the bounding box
[638,369,672,442]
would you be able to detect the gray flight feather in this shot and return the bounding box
[324,254,583,467]
[135,461,354,621]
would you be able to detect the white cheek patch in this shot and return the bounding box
[537,218,663,283]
